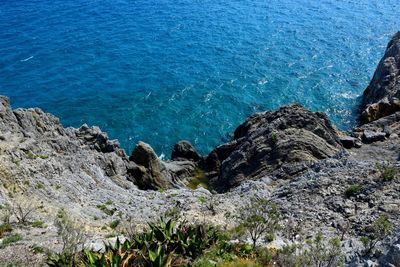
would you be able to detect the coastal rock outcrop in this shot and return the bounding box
[129,141,197,190]
[203,104,343,190]
[361,32,400,123]
[171,140,202,162]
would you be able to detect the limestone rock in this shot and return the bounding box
[205,104,343,190]
[361,32,400,123]
[171,140,202,162]
[379,237,400,267]
[130,141,196,190]
[339,135,362,149]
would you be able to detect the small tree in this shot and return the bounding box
[304,233,344,267]
[236,196,280,248]
[361,215,393,255]
[53,209,86,264]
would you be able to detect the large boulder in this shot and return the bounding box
[171,140,202,162]
[204,104,343,190]
[361,32,400,123]
[129,141,196,190]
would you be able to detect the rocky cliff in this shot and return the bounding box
[0,33,399,266]
[361,31,400,123]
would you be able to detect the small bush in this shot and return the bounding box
[31,220,46,228]
[49,209,86,266]
[345,184,361,198]
[0,233,22,249]
[96,204,117,216]
[236,197,281,248]
[361,215,393,255]
[0,223,12,237]
[109,220,120,229]
[82,218,221,266]
[378,165,398,182]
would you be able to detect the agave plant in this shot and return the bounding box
[81,217,220,267]
[81,238,138,267]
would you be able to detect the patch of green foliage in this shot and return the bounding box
[188,168,209,190]
[377,164,398,182]
[236,197,281,248]
[0,233,22,249]
[361,215,393,255]
[96,204,117,216]
[81,218,221,266]
[109,220,120,229]
[31,220,46,228]
[344,184,361,198]
[0,223,12,237]
[47,209,85,266]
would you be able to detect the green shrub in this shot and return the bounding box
[31,220,46,228]
[277,233,344,267]
[361,215,393,255]
[378,165,398,182]
[0,233,22,248]
[236,197,281,248]
[82,218,221,266]
[96,204,117,216]
[345,184,361,198]
[49,209,85,266]
[109,220,120,229]
[0,223,12,237]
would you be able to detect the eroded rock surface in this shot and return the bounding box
[361,32,400,123]
[203,104,343,190]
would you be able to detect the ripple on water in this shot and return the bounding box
[0,0,399,156]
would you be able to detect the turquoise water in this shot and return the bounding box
[1,0,399,156]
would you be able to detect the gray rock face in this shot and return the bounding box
[204,104,343,190]
[361,32,400,123]
[339,135,363,149]
[379,237,400,267]
[171,140,202,162]
[130,141,197,190]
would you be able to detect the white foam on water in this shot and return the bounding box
[20,56,34,62]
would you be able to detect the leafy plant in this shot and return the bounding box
[0,223,12,237]
[81,218,221,267]
[277,232,344,267]
[236,197,281,248]
[109,220,120,230]
[377,164,398,182]
[31,220,46,228]
[0,233,22,249]
[344,184,361,198]
[361,215,393,255]
[48,209,86,266]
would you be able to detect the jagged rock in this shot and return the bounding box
[130,141,168,190]
[339,136,363,149]
[362,130,387,144]
[361,32,400,123]
[205,104,343,190]
[76,124,126,157]
[130,141,196,190]
[171,140,202,162]
[379,237,400,267]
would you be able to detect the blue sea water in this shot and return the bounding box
[1,0,399,156]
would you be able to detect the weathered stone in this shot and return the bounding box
[361,32,400,123]
[362,130,386,144]
[130,141,197,190]
[171,140,202,162]
[339,136,362,149]
[206,104,343,190]
[379,238,400,267]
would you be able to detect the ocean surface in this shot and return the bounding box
[1,0,399,156]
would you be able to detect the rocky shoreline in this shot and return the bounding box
[0,32,399,266]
